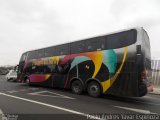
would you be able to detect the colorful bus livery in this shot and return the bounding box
[17,27,151,97]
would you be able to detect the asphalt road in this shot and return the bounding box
[0,75,160,120]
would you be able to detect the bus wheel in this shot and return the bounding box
[87,81,102,97]
[71,80,83,95]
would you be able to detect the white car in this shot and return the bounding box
[6,70,17,81]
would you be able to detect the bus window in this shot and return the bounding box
[105,29,137,49]
[37,49,45,58]
[85,37,105,52]
[57,64,70,74]
[56,44,69,55]
[20,52,27,62]
[28,51,38,60]
[44,46,56,57]
[70,41,85,54]
[32,66,44,74]
[44,64,56,73]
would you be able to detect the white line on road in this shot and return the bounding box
[130,100,160,106]
[28,88,39,90]
[6,88,39,94]
[6,90,18,93]
[19,89,28,92]
[0,92,91,119]
[29,91,54,94]
[114,106,159,114]
[29,91,75,99]
[0,92,104,119]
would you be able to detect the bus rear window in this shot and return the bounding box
[105,29,137,49]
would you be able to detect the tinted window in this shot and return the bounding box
[56,44,69,55]
[57,64,71,74]
[85,37,105,52]
[105,29,137,49]
[37,49,44,58]
[20,52,27,62]
[35,66,44,74]
[70,41,85,54]
[44,47,56,57]
[44,64,57,73]
[28,51,38,60]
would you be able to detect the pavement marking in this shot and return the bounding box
[0,92,101,119]
[6,90,18,93]
[19,89,28,92]
[131,100,160,106]
[28,88,39,90]
[114,106,159,114]
[6,88,39,94]
[28,91,75,99]
[119,96,160,106]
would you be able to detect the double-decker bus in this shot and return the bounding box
[17,27,151,97]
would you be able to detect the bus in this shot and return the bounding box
[17,27,152,97]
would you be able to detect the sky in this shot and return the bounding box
[0,0,160,66]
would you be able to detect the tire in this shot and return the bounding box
[87,81,102,97]
[71,80,83,95]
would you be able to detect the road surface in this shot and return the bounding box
[0,75,160,120]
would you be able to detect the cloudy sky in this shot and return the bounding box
[0,0,160,66]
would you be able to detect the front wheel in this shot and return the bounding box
[87,81,102,97]
[71,80,83,95]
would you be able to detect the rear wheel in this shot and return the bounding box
[71,80,83,95]
[87,81,102,97]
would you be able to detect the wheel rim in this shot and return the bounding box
[73,84,81,93]
[90,85,99,94]
[71,80,83,94]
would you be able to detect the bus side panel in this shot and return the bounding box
[106,59,138,96]
[106,47,139,97]
[25,60,53,87]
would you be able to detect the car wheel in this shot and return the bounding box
[87,81,102,97]
[71,80,83,95]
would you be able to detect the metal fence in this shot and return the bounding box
[151,60,160,87]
